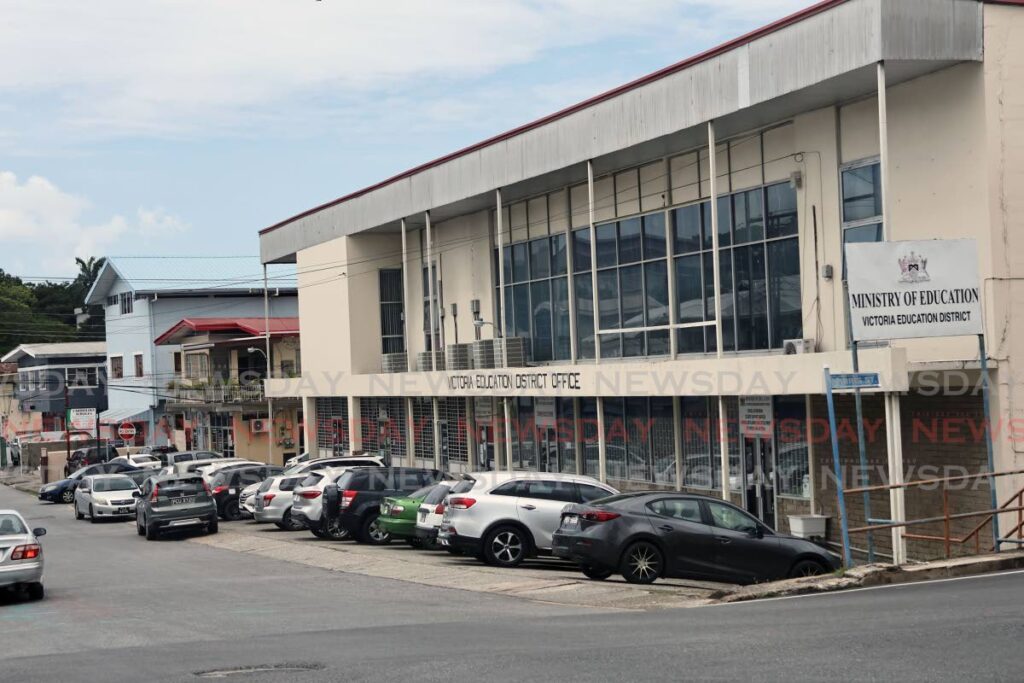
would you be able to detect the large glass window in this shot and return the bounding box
[378,269,404,354]
[673,181,801,354]
[774,396,809,499]
[840,161,883,278]
[600,397,675,485]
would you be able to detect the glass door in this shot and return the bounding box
[743,437,775,528]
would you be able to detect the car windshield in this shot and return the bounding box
[94,478,137,492]
[0,514,28,535]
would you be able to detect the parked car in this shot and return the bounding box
[284,455,386,477]
[194,459,261,481]
[109,453,163,470]
[239,482,261,518]
[210,465,283,520]
[163,450,223,470]
[414,482,456,550]
[0,510,46,600]
[291,468,345,538]
[438,472,617,568]
[253,473,310,530]
[64,444,120,476]
[135,474,218,540]
[322,467,446,544]
[380,482,455,547]
[38,462,142,504]
[552,492,841,584]
[161,456,237,477]
[73,474,140,522]
[284,451,311,468]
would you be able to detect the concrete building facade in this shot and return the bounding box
[258,0,1024,561]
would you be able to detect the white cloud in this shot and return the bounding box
[0,0,807,137]
[0,171,189,275]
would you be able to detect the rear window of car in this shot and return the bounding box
[0,513,28,535]
[300,473,324,487]
[159,478,205,496]
[279,476,305,492]
[450,478,476,494]
[422,484,451,505]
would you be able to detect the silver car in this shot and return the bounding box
[239,482,261,517]
[438,471,617,568]
[0,510,46,600]
[74,474,140,522]
[253,473,309,530]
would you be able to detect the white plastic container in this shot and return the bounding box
[788,514,828,539]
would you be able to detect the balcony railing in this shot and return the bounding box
[170,382,265,404]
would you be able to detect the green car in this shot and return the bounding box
[378,484,442,547]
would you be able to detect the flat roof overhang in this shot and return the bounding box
[259,0,983,264]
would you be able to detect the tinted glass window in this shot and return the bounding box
[577,483,612,503]
[0,514,28,535]
[649,498,702,522]
[490,481,523,496]
[705,501,759,533]
[279,477,304,492]
[408,485,436,500]
[159,479,205,497]
[300,473,324,487]
[422,485,451,505]
[521,480,577,502]
[450,479,476,494]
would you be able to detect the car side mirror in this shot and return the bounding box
[33,528,46,537]
[747,525,764,539]
[132,491,142,498]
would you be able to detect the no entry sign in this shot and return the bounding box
[117,422,137,441]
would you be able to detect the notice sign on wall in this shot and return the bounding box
[739,396,773,439]
[69,408,96,434]
[845,239,983,341]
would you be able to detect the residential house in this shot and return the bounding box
[84,256,297,446]
[155,317,302,465]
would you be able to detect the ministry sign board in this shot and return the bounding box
[845,239,983,342]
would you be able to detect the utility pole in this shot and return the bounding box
[64,378,71,466]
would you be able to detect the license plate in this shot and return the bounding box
[561,514,579,530]
[170,497,195,505]
[419,511,427,523]
[117,507,130,514]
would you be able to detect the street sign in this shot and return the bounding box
[739,396,773,438]
[535,397,557,429]
[69,408,96,433]
[117,422,137,440]
[829,372,881,390]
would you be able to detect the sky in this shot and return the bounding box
[0,0,809,279]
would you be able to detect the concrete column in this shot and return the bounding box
[885,392,907,564]
[425,211,438,369]
[573,397,583,475]
[302,395,317,458]
[347,396,361,453]
[587,160,601,362]
[673,396,683,491]
[495,189,509,367]
[404,397,416,467]
[401,218,413,372]
[432,397,442,470]
[597,396,607,483]
[708,120,730,501]
[877,61,891,241]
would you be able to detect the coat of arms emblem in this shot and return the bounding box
[898,251,929,283]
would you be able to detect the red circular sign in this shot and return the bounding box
[117,422,137,440]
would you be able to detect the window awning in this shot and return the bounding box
[99,407,150,425]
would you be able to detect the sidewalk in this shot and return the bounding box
[0,468,41,495]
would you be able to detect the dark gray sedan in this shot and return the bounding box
[552,492,840,585]
[134,474,218,540]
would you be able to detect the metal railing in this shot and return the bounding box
[171,382,265,404]
[845,468,1024,560]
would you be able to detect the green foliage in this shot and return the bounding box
[0,257,107,356]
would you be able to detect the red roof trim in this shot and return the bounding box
[154,317,300,346]
[260,0,852,237]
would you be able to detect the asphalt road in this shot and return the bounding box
[2,483,1021,682]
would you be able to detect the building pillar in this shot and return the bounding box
[885,392,907,564]
[404,397,416,466]
[432,397,442,470]
[348,396,361,454]
[708,120,730,501]
[596,396,607,483]
[673,396,683,491]
[425,211,438,369]
[587,160,601,362]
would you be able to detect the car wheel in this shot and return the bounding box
[620,541,663,584]
[223,501,242,521]
[322,517,349,541]
[483,525,528,568]
[277,508,304,532]
[789,559,829,578]
[361,513,391,545]
[310,527,329,539]
[60,489,74,504]
[406,537,423,549]
[74,502,84,520]
[136,516,145,536]
[421,536,438,551]
[581,564,614,581]
[207,519,219,535]
[26,583,44,601]
[145,523,159,541]
[89,505,97,523]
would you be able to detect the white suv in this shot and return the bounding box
[438,471,617,568]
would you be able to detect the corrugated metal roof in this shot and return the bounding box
[1,342,107,363]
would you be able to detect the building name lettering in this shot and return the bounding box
[447,371,581,393]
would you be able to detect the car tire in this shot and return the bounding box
[581,564,614,581]
[620,541,664,584]
[422,536,438,551]
[136,516,145,536]
[360,513,391,545]
[223,501,242,521]
[207,519,219,535]
[310,527,329,539]
[321,518,349,541]
[26,582,44,601]
[61,489,75,504]
[483,525,528,568]
[75,502,84,520]
[145,523,159,541]
[789,559,829,578]
[406,537,423,549]
[276,508,304,532]
[89,504,97,523]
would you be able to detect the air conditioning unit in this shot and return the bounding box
[783,338,815,355]
[250,419,269,433]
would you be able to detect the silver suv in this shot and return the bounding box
[438,472,617,568]
[253,474,308,530]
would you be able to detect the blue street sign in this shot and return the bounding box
[829,372,880,390]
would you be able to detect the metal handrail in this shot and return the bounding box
[845,469,1024,559]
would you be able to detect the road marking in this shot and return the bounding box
[708,568,1024,607]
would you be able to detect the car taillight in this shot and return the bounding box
[150,484,159,502]
[263,493,276,504]
[390,505,405,515]
[434,503,445,515]
[299,490,322,499]
[11,544,40,560]
[202,481,212,495]
[582,510,621,522]
[212,486,227,495]
[448,497,476,509]
[340,490,357,509]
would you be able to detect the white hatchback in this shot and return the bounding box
[0,510,46,600]
[73,474,140,522]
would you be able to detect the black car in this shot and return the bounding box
[322,467,446,544]
[64,444,120,476]
[210,465,283,520]
[39,461,142,503]
[552,492,840,585]
[135,474,218,540]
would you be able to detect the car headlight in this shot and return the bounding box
[41,484,57,492]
